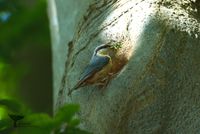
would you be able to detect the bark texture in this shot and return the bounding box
[48,0,200,133]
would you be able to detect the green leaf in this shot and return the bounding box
[55,104,80,124]
[13,127,51,134]
[24,113,54,128]
[65,128,92,134]
[8,114,24,122]
[68,118,80,127]
[0,99,22,113]
[0,118,12,131]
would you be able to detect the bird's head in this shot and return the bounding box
[95,44,111,56]
[94,43,119,58]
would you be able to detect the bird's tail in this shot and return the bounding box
[67,82,85,96]
[67,85,79,96]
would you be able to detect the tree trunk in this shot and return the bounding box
[48,0,200,133]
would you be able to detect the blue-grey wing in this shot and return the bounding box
[79,56,109,82]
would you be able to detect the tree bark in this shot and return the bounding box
[48,0,200,133]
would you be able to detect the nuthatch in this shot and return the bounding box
[68,44,115,95]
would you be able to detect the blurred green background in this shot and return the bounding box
[0,0,52,116]
[0,1,90,133]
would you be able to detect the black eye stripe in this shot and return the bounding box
[95,44,111,54]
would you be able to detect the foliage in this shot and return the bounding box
[0,99,91,134]
[0,0,52,121]
[0,0,50,61]
[0,1,91,133]
[0,0,50,95]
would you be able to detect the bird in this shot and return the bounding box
[68,43,115,96]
